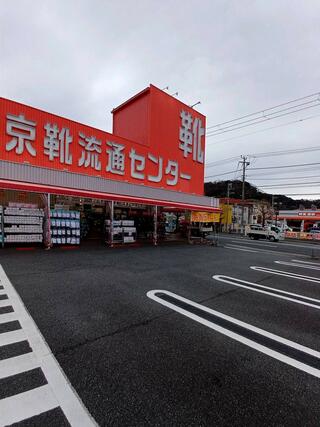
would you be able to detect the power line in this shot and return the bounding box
[247,174,320,181]
[205,156,239,168]
[205,145,320,168]
[205,162,320,179]
[205,112,320,148]
[258,182,320,188]
[206,98,320,135]
[246,165,320,178]
[206,92,320,130]
[248,161,320,171]
[272,193,320,196]
[206,103,320,138]
[205,163,320,179]
[205,169,239,179]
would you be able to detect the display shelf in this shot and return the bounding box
[4,207,44,217]
[3,206,44,244]
[0,206,4,248]
[50,209,81,245]
[105,220,137,244]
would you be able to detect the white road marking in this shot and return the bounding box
[225,244,306,257]
[224,245,258,253]
[147,290,320,378]
[232,239,279,247]
[275,260,320,271]
[0,329,26,346]
[212,275,320,310]
[292,259,320,266]
[220,235,320,250]
[0,312,17,324]
[250,266,320,283]
[0,352,39,379]
[0,384,59,426]
[0,265,96,426]
[0,300,12,308]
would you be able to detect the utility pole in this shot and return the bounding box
[239,155,250,233]
[227,182,232,232]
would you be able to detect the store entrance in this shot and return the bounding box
[51,195,107,246]
[81,203,105,245]
[0,189,218,249]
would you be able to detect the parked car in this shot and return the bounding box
[309,229,320,234]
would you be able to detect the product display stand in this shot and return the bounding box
[105,220,137,245]
[50,210,80,245]
[3,205,44,244]
[0,206,4,248]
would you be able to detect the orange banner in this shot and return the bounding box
[191,211,220,223]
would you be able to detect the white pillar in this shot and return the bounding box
[153,205,158,246]
[110,200,114,247]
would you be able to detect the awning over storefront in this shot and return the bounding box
[0,161,220,213]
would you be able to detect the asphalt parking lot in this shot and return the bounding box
[0,236,320,426]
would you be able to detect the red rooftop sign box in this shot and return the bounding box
[0,85,206,195]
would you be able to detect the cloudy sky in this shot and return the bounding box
[1,1,320,199]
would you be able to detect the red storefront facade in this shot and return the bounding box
[0,85,220,247]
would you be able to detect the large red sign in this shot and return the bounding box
[0,86,205,195]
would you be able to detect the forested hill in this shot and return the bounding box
[204,180,320,210]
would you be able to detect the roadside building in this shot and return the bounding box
[0,85,220,249]
[219,198,271,232]
[278,209,320,232]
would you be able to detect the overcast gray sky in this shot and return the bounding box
[1,0,320,199]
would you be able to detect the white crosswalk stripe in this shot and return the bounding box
[0,299,12,308]
[0,329,26,347]
[0,312,17,324]
[0,384,59,426]
[0,352,39,380]
[0,265,96,427]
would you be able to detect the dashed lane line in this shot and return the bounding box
[275,260,320,271]
[224,245,258,253]
[0,265,96,427]
[250,266,320,283]
[212,275,320,310]
[232,239,279,247]
[147,290,320,379]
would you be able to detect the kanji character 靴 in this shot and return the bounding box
[106,142,125,175]
[165,160,179,186]
[78,133,102,171]
[129,149,145,180]
[192,118,204,163]
[6,114,37,156]
[147,153,163,183]
[44,123,72,165]
[179,110,193,158]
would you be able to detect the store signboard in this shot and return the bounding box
[0,90,205,195]
[298,212,316,217]
[191,211,220,223]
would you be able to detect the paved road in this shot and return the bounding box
[0,237,319,426]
